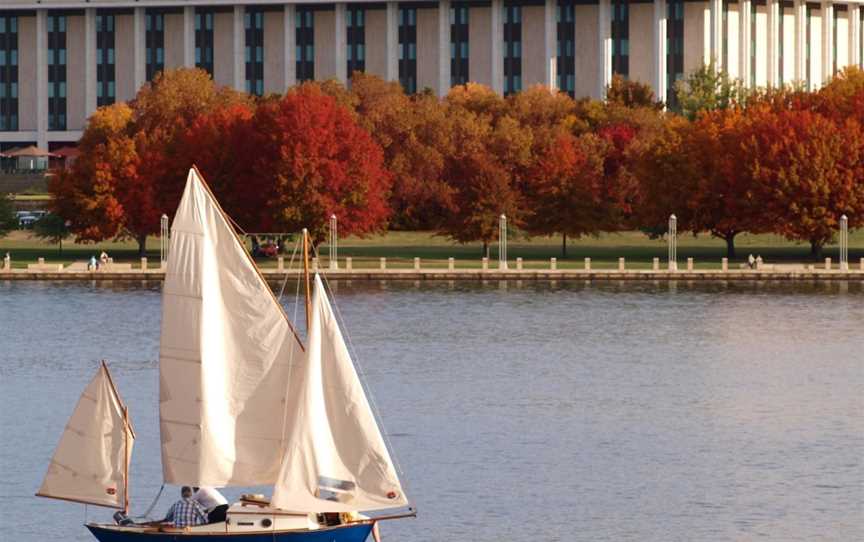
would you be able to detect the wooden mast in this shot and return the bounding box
[302,228,312,335]
[123,405,130,515]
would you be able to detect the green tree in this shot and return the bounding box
[606,75,663,110]
[0,196,16,237]
[33,213,71,255]
[675,62,745,120]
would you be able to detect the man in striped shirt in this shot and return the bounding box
[164,486,208,527]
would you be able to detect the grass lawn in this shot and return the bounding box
[2,229,862,270]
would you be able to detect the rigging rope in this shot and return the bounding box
[134,483,165,520]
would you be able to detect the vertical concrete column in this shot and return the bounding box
[386,2,399,81]
[598,0,612,98]
[544,0,557,89]
[36,10,47,148]
[794,0,807,80]
[653,0,668,103]
[334,3,348,84]
[710,0,724,68]
[233,6,245,91]
[851,5,862,68]
[491,0,504,94]
[767,0,780,86]
[133,8,146,92]
[85,9,97,116]
[183,7,195,68]
[438,0,451,96]
[284,5,297,88]
[739,0,752,87]
[822,1,834,81]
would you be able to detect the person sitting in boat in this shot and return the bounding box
[164,486,207,527]
[192,486,229,523]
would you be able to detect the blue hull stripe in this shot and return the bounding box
[86,524,372,542]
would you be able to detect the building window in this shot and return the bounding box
[47,15,67,131]
[245,8,264,96]
[611,0,629,78]
[777,3,784,84]
[832,6,838,76]
[399,7,417,93]
[806,5,812,89]
[296,8,314,83]
[0,15,18,131]
[750,1,756,86]
[503,4,521,96]
[451,3,470,87]
[347,6,365,78]
[722,0,728,72]
[666,0,684,106]
[96,13,116,107]
[145,10,165,82]
[195,9,215,76]
[557,0,575,97]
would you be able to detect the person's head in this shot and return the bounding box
[181,486,193,499]
[193,487,199,493]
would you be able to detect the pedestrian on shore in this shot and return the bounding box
[99,251,108,270]
[88,255,97,271]
[747,254,755,269]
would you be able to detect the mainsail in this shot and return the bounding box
[159,168,304,486]
[271,274,409,513]
[37,362,134,510]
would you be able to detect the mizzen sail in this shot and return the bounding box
[271,274,409,513]
[159,168,304,486]
[37,362,134,510]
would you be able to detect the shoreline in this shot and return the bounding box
[3,268,863,281]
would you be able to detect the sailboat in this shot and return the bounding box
[37,167,414,541]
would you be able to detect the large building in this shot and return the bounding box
[1,0,863,150]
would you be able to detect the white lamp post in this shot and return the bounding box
[329,214,338,270]
[839,214,848,271]
[668,214,677,271]
[499,214,508,270]
[160,214,169,268]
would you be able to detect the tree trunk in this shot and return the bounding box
[810,240,823,260]
[482,241,490,259]
[137,233,147,258]
[724,235,736,260]
[562,233,567,258]
[59,238,63,256]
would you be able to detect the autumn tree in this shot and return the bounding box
[50,103,137,247]
[243,85,392,241]
[742,109,864,258]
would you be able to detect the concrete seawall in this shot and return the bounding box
[3,268,864,281]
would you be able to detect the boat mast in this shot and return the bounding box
[123,405,130,515]
[302,228,312,335]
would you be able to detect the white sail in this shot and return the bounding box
[37,362,134,510]
[159,168,304,486]
[271,274,409,513]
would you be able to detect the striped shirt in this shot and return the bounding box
[165,497,208,527]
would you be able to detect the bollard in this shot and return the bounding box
[414,257,421,270]
[756,256,763,270]
[584,257,591,271]
[345,257,352,270]
[140,257,148,271]
[2,254,9,271]
[825,257,832,270]
[277,256,284,271]
[312,257,319,271]
[687,258,694,272]
[652,257,659,271]
[516,257,523,270]
[482,257,489,271]
[808,264,815,271]
[550,258,557,270]
[860,257,864,271]
[379,257,386,270]
[618,257,625,272]
[38,257,45,265]
[721,258,728,272]
[448,257,455,271]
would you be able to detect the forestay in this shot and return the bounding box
[271,275,409,513]
[159,168,304,486]
[37,363,134,509]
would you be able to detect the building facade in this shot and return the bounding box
[1,0,863,150]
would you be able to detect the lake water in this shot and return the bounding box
[1,280,862,541]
